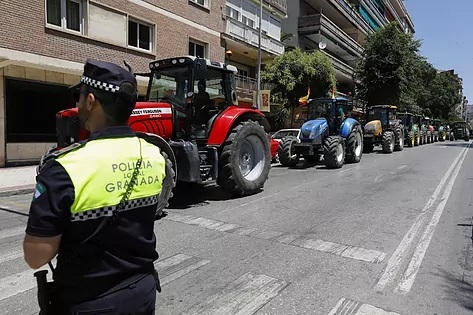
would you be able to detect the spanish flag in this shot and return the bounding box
[299,87,311,106]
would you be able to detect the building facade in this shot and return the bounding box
[222,0,287,101]
[282,0,415,95]
[0,0,227,167]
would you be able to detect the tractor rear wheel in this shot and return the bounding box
[407,131,414,147]
[323,135,345,169]
[363,138,374,153]
[217,120,271,197]
[278,136,300,167]
[394,129,404,151]
[382,131,394,154]
[345,126,363,163]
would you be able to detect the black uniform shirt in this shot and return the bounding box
[26,126,159,302]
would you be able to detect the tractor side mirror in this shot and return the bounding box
[194,58,207,80]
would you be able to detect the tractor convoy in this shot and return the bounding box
[42,55,472,216]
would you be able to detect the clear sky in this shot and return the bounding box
[404,0,471,102]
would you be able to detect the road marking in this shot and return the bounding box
[397,165,408,170]
[0,226,25,239]
[183,272,288,315]
[0,249,23,264]
[165,214,386,264]
[328,298,401,315]
[395,141,471,294]
[156,253,211,286]
[0,267,49,301]
[374,143,470,291]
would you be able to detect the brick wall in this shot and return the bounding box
[0,0,225,73]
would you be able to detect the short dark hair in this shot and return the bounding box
[84,82,137,124]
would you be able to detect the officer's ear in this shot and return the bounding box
[86,92,98,111]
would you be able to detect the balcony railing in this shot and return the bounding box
[234,74,273,100]
[298,13,363,57]
[250,0,287,16]
[320,50,355,77]
[334,0,373,34]
[361,0,389,27]
[225,17,285,56]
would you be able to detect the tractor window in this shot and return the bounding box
[148,65,190,104]
[308,101,329,119]
[192,68,226,101]
[368,109,388,125]
[400,116,408,126]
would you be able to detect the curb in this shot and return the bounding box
[0,185,35,198]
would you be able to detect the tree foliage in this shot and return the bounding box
[355,21,464,120]
[261,48,336,108]
[355,22,423,108]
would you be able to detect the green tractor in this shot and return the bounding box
[414,115,426,145]
[363,105,404,154]
[419,116,433,144]
[451,121,470,141]
[434,119,447,142]
[399,112,420,147]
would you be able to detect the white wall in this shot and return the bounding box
[226,0,282,41]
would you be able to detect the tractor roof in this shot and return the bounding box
[398,112,414,116]
[308,97,349,103]
[369,105,397,109]
[149,55,238,74]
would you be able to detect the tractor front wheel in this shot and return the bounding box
[382,131,394,154]
[323,136,345,169]
[345,126,363,163]
[394,129,404,151]
[217,120,271,197]
[407,131,414,147]
[278,136,300,167]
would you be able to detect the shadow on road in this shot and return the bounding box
[167,182,240,210]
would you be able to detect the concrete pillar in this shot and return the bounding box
[0,68,4,167]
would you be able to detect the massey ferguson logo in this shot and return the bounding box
[132,109,163,115]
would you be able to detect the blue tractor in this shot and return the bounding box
[278,97,363,169]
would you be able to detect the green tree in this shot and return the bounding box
[261,48,336,109]
[355,21,423,108]
[423,71,463,119]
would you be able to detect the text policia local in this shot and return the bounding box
[105,161,161,193]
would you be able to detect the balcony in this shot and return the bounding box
[234,74,273,100]
[361,0,388,27]
[298,13,363,58]
[264,0,287,17]
[331,0,374,34]
[321,50,355,79]
[224,17,285,56]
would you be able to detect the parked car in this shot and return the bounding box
[269,136,279,163]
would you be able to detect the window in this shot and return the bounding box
[226,5,240,20]
[190,0,207,7]
[189,40,207,58]
[242,16,254,28]
[46,0,85,33]
[128,19,153,51]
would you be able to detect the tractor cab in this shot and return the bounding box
[146,56,239,141]
[363,105,404,154]
[305,97,351,134]
[452,121,470,141]
[398,112,415,129]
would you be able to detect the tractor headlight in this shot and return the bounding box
[309,127,318,139]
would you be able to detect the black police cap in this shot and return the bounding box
[71,59,137,96]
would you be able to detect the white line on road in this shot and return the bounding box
[397,165,408,170]
[395,141,472,294]
[0,249,23,264]
[156,253,211,286]
[166,213,386,264]
[374,143,470,291]
[0,226,25,240]
[328,298,401,315]
[183,272,288,315]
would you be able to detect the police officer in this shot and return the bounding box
[23,59,167,314]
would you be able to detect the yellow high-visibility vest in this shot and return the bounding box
[55,137,166,221]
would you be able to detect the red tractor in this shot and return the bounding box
[52,56,272,216]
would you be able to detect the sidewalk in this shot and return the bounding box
[0,166,37,198]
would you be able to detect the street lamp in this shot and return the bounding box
[256,0,263,110]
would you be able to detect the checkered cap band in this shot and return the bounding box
[70,194,160,222]
[81,76,120,93]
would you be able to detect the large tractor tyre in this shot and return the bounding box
[278,136,300,167]
[465,134,470,141]
[407,132,414,147]
[155,151,176,219]
[363,139,374,153]
[217,120,271,197]
[394,129,404,151]
[323,136,345,169]
[381,131,394,154]
[414,133,420,146]
[345,126,363,164]
[426,134,431,144]
[439,133,445,142]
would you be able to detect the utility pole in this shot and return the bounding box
[256,0,263,110]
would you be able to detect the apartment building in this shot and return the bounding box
[283,0,415,96]
[0,0,226,167]
[222,0,287,101]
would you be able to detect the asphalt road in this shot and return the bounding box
[1,140,473,315]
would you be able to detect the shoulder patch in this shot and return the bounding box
[49,142,85,158]
[32,182,46,200]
